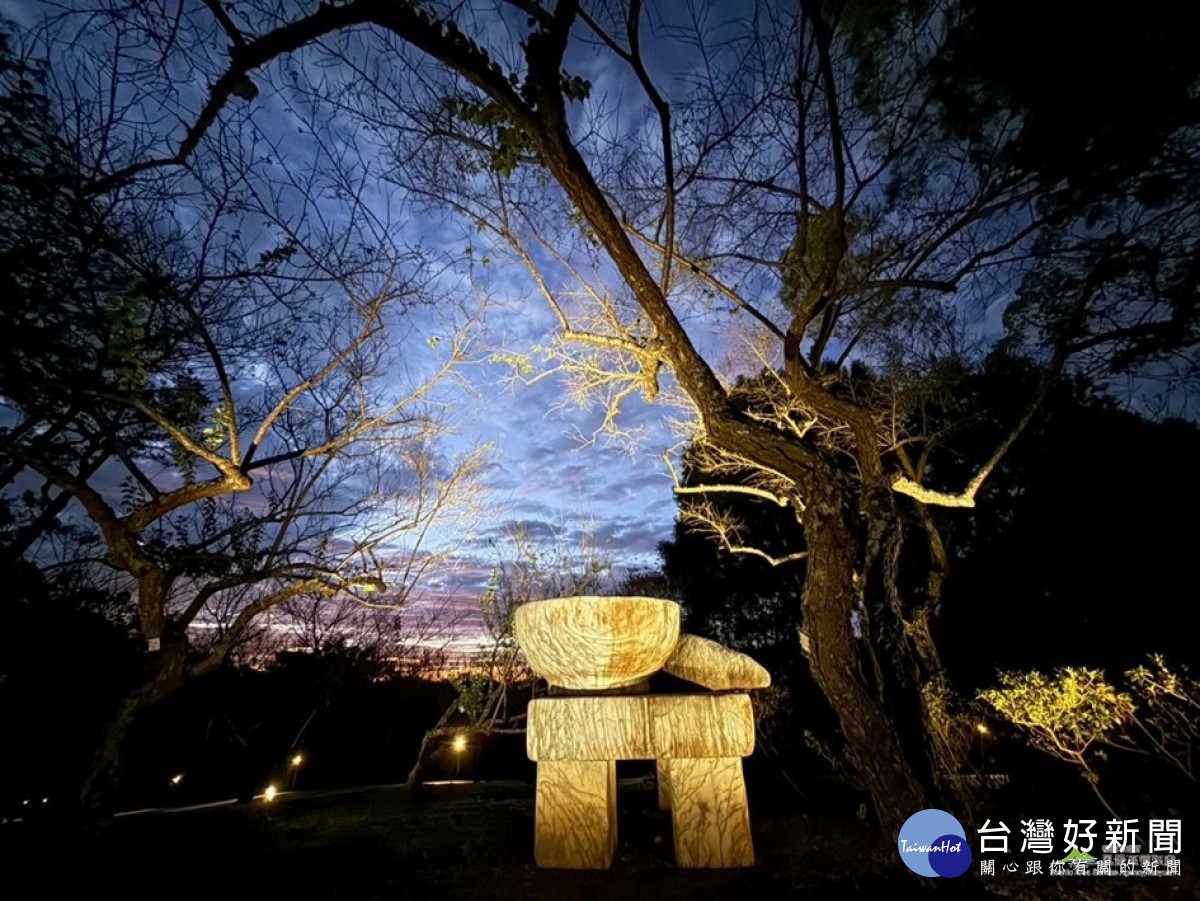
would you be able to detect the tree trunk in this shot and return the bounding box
[907,604,972,802]
[80,687,149,814]
[403,699,459,801]
[800,480,944,838]
[79,641,189,815]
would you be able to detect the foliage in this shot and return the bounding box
[980,658,1200,814]
[0,22,193,558]
[927,0,1200,197]
[980,668,1135,760]
[449,669,493,724]
[658,461,803,663]
[1126,655,1200,781]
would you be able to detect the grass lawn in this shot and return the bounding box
[3,782,1192,900]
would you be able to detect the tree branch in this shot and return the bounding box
[87,0,536,196]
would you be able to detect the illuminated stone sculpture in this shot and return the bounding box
[513,596,680,691]
[514,596,770,869]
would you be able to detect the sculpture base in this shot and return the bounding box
[527,693,756,869]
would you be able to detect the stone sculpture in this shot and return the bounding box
[514,596,770,869]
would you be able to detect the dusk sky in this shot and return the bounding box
[0,0,753,644]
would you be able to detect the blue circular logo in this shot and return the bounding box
[897,809,972,877]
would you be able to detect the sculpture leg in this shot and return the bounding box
[656,758,672,810]
[534,759,617,869]
[661,757,754,868]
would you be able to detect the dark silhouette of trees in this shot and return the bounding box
[0,559,140,813]
[932,359,1200,685]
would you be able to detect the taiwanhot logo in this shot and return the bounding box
[897,809,973,877]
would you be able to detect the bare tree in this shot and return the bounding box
[269,569,479,676]
[2,11,491,811]
[472,516,617,720]
[23,271,489,808]
[403,516,614,791]
[376,594,471,678]
[18,0,1198,831]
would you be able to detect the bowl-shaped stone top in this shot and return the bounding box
[513,596,681,690]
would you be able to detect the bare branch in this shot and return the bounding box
[664,451,790,507]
